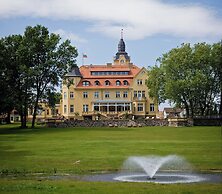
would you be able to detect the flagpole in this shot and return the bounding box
[82,53,87,65]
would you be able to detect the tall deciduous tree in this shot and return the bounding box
[0,25,78,128]
[147,42,222,117]
[211,41,222,115]
[18,25,78,128]
[0,35,25,125]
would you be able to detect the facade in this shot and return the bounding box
[27,102,62,122]
[10,109,21,123]
[62,37,158,120]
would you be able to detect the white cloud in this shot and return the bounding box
[53,29,87,43]
[0,0,222,40]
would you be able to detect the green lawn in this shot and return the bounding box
[0,124,221,193]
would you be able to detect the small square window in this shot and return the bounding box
[137,79,143,85]
[83,92,88,98]
[138,103,143,112]
[123,91,128,98]
[70,92,74,99]
[116,91,120,98]
[105,92,110,98]
[70,105,74,113]
[94,91,99,98]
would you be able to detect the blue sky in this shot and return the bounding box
[1,0,222,109]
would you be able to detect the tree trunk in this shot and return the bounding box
[23,101,28,128]
[219,90,222,116]
[20,105,27,129]
[31,95,39,128]
[6,111,11,124]
[185,105,190,118]
[182,100,190,118]
[189,100,194,118]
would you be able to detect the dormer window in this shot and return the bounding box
[105,80,110,86]
[123,80,128,86]
[83,81,90,86]
[116,80,121,86]
[95,80,100,86]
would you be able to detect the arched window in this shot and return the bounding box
[95,80,100,86]
[105,80,110,86]
[116,80,121,86]
[83,81,90,86]
[123,80,128,86]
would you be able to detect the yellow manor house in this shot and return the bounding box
[61,37,158,120]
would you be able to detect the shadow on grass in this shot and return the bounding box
[0,123,133,135]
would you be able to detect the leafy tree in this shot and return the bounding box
[0,35,24,124]
[0,25,78,128]
[211,41,222,115]
[146,65,166,104]
[18,25,78,128]
[147,42,222,117]
[46,90,62,116]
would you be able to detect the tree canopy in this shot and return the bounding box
[147,42,222,117]
[0,25,78,127]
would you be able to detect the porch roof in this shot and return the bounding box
[93,100,131,103]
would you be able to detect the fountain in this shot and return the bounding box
[114,155,206,183]
[47,154,221,183]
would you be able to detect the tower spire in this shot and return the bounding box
[114,29,130,62]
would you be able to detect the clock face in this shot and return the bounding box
[120,59,125,64]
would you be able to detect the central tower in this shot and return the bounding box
[114,29,131,65]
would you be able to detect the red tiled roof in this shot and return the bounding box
[76,64,141,88]
[79,64,141,79]
[76,78,132,89]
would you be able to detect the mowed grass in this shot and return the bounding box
[0,124,221,193]
[0,180,221,194]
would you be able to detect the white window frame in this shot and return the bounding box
[123,80,128,85]
[64,92,67,99]
[83,92,88,98]
[83,104,89,112]
[123,91,128,98]
[138,103,143,112]
[116,91,120,98]
[94,91,99,98]
[105,80,110,86]
[116,80,121,86]
[70,105,74,113]
[83,81,89,86]
[95,81,100,86]
[64,105,67,113]
[137,79,143,85]
[142,91,145,97]
[70,92,74,99]
[104,91,110,98]
[150,103,155,112]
